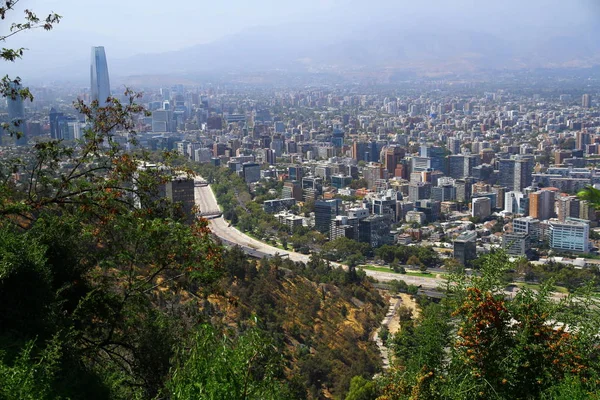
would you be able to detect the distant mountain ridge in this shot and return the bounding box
[109,23,600,79]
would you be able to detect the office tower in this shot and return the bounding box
[358,215,393,248]
[498,159,515,190]
[414,199,441,222]
[420,145,446,174]
[330,216,359,241]
[582,94,592,108]
[504,191,527,215]
[288,165,304,181]
[431,180,456,202]
[372,195,397,221]
[528,189,555,221]
[90,46,111,106]
[368,140,382,163]
[492,186,506,210]
[549,219,589,253]
[411,156,432,173]
[448,154,479,179]
[514,159,532,191]
[363,163,384,189]
[513,216,540,241]
[314,199,340,234]
[242,162,260,184]
[405,210,426,225]
[331,174,352,189]
[578,200,596,221]
[7,81,25,125]
[49,108,62,139]
[263,198,297,214]
[264,148,275,165]
[270,136,284,157]
[454,231,477,266]
[455,178,473,203]
[384,146,405,174]
[499,158,531,191]
[274,121,285,133]
[448,155,465,179]
[48,108,76,140]
[577,132,591,151]
[332,128,344,148]
[352,141,367,162]
[557,196,580,222]
[301,176,323,200]
[472,192,497,209]
[472,197,491,219]
[554,150,572,165]
[472,164,494,182]
[7,81,26,144]
[503,232,530,257]
[447,137,461,154]
[408,181,431,202]
[165,177,196,224]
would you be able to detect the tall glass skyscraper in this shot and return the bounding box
[7,81,27,145]
[90,46,111,106]
[7,81,25,123]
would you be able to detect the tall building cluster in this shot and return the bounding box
[3,51,600,264]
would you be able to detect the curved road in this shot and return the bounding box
[194,178,443,289]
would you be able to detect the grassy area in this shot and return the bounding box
[359,265,441,278]
[245,231,288,251]
[515,282,569,294]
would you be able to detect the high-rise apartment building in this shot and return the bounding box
[447,137,461,154]
[498,158,532,191]
[582,94,592,108]
[363,163,385,190]
[528,189,555,221]
[557,196,580,222]
[577,132,591,151]
[90,46,111,106]
[492,186,506,210]
[554,150,572,165]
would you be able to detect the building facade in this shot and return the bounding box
[90,46,111,106]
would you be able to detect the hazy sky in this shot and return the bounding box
[3,0,600,81]
[10,0,600,54]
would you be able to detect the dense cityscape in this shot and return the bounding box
[4,1,600,399]
[4,48,600,275]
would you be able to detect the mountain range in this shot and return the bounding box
[104,21,600,79]
[10,20,600,84]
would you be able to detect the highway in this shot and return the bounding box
[194,178,444,289]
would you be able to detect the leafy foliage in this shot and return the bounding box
[377,251,600,400]
[168,325,291,400]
